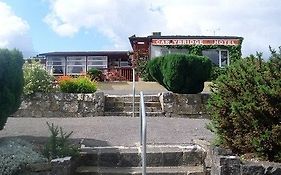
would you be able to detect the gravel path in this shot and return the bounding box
[0,117,213,147]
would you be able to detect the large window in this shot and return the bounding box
[87,56,108,70]
[46,57,65,75]
[202,49,229,67]
[150,46,188,58]
[66,56,86,75]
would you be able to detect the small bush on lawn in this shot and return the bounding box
[23,61,54,95]
[59,76,97,93]
[207,48,281,162]
[147,54,212,94]
[0,138,47,175]
[43,122,79,160]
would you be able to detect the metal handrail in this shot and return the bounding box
[139,91,147,175]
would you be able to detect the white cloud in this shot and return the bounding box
[45,0,281,57]
[0,2,34,57]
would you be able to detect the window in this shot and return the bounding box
[87,56,108,70]
[66,56,86,75]
[151,46,188,58]
[220,50,228,67]
[202,49,229,67]
[46,57,65,75]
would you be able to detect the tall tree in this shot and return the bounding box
[0,49,24,130]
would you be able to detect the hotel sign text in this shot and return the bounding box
[151,39,240,46]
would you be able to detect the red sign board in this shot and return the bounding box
[151,38,240,46]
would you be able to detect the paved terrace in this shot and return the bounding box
[0,117,213,147]
[0,81,213,147]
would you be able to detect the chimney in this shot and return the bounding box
[152,32,161,36]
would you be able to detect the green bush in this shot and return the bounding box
[209,65,227,81]
[0,138,47,175]
[59,76,97,93]
[0,49,24,130]
[147,54,212,94]
[87,68,104,81]
[136,59,155,81]
[207,49,281,162]
[23,61,54,95]
[43,122,79,160]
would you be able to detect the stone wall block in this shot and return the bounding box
[50,101,62,111]
[19,101,32,110]
[51,92,64,101]
[80,102,95,113]
[37,101,51,111]
[242,164,265,175]
[84,94,94,101]
[31,110,43,118]
[201,93,211,104]
[33,92,50,100]
[63,101,79,113]
[219,156,241,175]
[64,93,78,101]
[161,92,174,103]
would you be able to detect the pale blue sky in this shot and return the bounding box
[1,0,281,58]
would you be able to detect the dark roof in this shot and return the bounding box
[38,51,130,57]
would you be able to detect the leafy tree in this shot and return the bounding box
[207,48,281,162]
[0,49,24,130]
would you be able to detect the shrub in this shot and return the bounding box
[59,76,97,93]
[207,49,281,162]
[43,122,79,160]
[23,61,54,95]
[87,68,104,81]
[0,49,24,130]
[136,59,155,81]
[0,138,47,175]
[147,54,212,94]
[209,65,227,81]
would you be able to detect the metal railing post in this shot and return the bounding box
[140,91,146,175]
[132,68,135,117]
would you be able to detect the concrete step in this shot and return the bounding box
[105,95,160,103]
[103,111,164,117]
[105,102,161,108]
[76,165,205,175]
[79,145,205,167]
[105,102,162,112]
[105,106,161,113]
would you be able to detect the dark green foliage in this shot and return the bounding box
[59,76,97,93]
[43,122,79,160]
[0,49,24,130]
[209,65,227,81]
[147,54,212,94]
[136,59,155,81]
[207,48,281,162]
[87,68,104,81]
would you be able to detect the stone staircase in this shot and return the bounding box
[75,144,207,175]
[104,95,164,117]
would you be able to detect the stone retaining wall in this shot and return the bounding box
[13,92,105,118]
[160,92,210,118]
[210,146,281,175]
[13,92,210,118]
